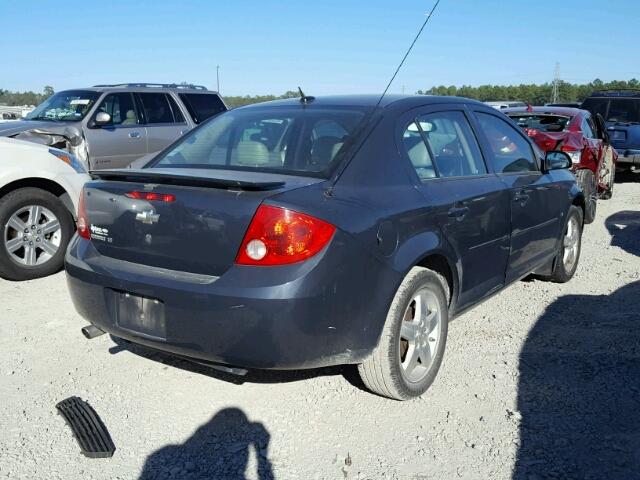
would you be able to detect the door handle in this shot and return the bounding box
[128,131,141,139]
[447,205,469,219]
[514,190,530,203]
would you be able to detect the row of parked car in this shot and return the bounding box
[0,83,636,399]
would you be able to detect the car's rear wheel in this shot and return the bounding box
[358,267,449,400]
[544,205,583,283]
[575,169,597,223]
[0,188,74,281]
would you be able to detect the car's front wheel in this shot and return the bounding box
[358,267,449,400]
[0,188,74,281]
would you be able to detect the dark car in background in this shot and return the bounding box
[504,106,617,223]
[65,95,584,400]
[0,83,227,170]
[581,90,640,174]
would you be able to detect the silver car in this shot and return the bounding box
[0,83,227,170]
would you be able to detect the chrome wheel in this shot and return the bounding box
[399,289,442,383]
[3,205,61,266]
[562,215,580,271]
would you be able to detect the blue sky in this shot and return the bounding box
[1,0,637,95]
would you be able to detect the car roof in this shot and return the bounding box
[502,106,584,116]
[235,94,486,110]
[588,90,640,98]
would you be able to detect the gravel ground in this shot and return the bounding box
[1,179,639,480]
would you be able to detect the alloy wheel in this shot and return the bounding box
[398,289,442,383]
[562,215,580,271]
[3,205,62,266]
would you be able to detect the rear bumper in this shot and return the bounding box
[616,150,640,167]
[65,234,400,370]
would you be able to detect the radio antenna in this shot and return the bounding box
[374,0,441,109]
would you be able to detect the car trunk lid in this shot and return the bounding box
[83,168,323,276]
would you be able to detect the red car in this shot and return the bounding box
[504,106,617,223]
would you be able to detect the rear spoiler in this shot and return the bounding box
[90,169,285,191]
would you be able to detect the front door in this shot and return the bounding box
[473,110,563,283]
[83,92,147,169]
[400,108,511,310]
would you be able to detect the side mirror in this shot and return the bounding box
[94,112,111,126]
[545,151,572,171]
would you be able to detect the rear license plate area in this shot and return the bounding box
[114,291,166,340]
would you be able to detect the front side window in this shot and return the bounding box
[401,111,486,179]
[26,90,100,122]
[476,112,538,173]
[150,107,367,177]
[95,93,139,126]
[139,93,178,124]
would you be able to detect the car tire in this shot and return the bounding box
[544,205,583,283]
[0,188,74,281]
[575,169,597,224]
[358,267,449,400]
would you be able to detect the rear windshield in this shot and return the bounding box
[150,106,368,177]
[582,97,640,124]
[507,114,571,132]
[179,93,226,124]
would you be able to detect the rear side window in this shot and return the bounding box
[179,93,226,124]
[166,94,185,123]
[476,112,538,173]
[151,107,366,178]
[402,111,486,179]
[607,98,640,123]
[138,93,179,124]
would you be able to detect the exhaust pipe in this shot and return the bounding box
[82,325,106,339]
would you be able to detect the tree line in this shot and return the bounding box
[0,86,54,106]
[2,79,638,109]
[419,79,639,104]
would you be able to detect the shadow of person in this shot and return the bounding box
[513,281,640,480]
[139,407,274,480]
[606,210,640,257]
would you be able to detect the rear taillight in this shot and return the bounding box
[125,191,176,202]
[77,188,90,240]
[235,205,336,266]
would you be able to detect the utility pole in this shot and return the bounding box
[551,62,560,103]
[216,65,220,93]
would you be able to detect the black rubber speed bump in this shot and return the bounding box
[56,396,116,458]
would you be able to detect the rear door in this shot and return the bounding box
[83,92,147,169]
[400,106,510,309]
[137,92,188,156]
[472,109,565,283]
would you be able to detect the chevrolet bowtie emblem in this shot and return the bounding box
[136,210,160,225]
